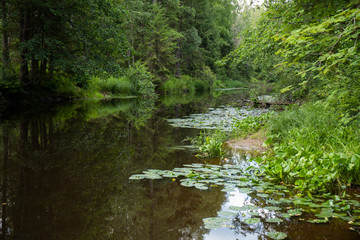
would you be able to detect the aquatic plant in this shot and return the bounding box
[129,162,360,232]
[190,129,228,157]
[232,112,272,137]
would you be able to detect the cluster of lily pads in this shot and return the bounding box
[129,162,360,238]
[166,106,268,131]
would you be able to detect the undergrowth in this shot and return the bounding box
[258,101,360,195]
[189,130,228,158]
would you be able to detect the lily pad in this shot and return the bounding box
[129,174,147,180]
[144,174,162,179]
[257,193,270,198]
[266,218,284,223]
[266,231,287,240]
[203,217,231,229]
[307,218,329,223]
[243,218,261,224]
[267,200,282,204]
[180,181,195,187]
[280,213,292,218]
[238,188,254,194]
[229,204,257,211]
[195,183,209,190]
[248,211,261,216]
[287,209,302,216]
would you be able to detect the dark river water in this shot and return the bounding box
[0,90,359,240]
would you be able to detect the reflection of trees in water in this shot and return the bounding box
[111,181,226,240]
[0,101,229,240]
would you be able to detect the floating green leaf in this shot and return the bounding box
[266,231,287,240]
[287,209,302,216]
[203,217,231,229]
[281,213,292,218]
[238,188,254,194]
[248,211,261,216]
[129,174,147,180]
[266,218,284,223]
[307,218,329,223]
[257,193,270,198]
[243,218,261,224]
[195,183,209,190]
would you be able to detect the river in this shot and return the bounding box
[0,90,358,240]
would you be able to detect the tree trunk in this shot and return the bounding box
[2,0,10,69]
[19,7,30,83]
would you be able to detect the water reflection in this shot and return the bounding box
[0,94,358,240]
[0,97,228,240]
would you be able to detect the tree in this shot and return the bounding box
[145,4,182,80]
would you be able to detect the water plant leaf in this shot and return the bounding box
[266,231,287,240]
[349,222,360,226]
[248,211,261,216]
[266,218,284,223]
[257,193,270,198]
[281,213,292,218]
[144,174,162,179]
[287,209,302,216]
[203,217,231,229]
[268,200,282,204]
[180,181,195,187]
[238,188,254,194]
[243,218,261,224]
[279,199,293,204]
[307,218,329,223]
[195,183,209,190]
[129,174,147,180]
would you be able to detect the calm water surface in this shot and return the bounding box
[0,91,359,240]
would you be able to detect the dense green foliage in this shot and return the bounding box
[219,0,360,194]
[0,0,239,101]
[232,112,271,137]
[261,102,360,194]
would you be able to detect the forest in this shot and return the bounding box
[0,0,241,101]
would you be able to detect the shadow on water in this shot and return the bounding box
[0,91,358,240]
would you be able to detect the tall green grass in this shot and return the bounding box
[96,76,132,96]
[260,102,360,194]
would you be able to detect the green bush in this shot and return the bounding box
[162,75,195,95]
[126,62,156,98]
[93,62,156,98]
[222,80,246,89]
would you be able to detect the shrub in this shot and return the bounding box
[126,62,156,98]
[162,75,195,95]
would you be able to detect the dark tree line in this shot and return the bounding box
[0,0,238,97]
